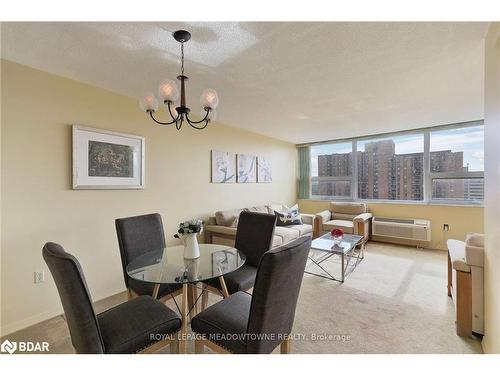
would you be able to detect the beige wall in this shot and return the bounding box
[0,60,297,335]
[298,199,484,251]
[483,22,500,354]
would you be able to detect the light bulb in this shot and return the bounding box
[200,88,219,109]
[139,93,159,113]
[158,80,179,103]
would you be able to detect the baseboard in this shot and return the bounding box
[1,307,64,337]
[1,289,127,337]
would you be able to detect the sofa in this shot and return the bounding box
[447,233,485,337]
[314,202,372,244]
[205,204,315,248]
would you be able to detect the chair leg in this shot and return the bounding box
[201,289,208,310]
[195,339,204,354]
[280,338,291,354]
[170,337,179,354]
[218,276,229,298]
[447,252,452,297]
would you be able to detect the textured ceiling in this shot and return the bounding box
[1,22,489,144]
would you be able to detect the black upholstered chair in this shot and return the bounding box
[202,211,276,304]
[43,242,181,354]
[115,213,182,301]
[192,235,311,354]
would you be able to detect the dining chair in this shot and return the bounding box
[201,211,276,306]
[191,235,311,354]
[43,242,181,354]
[115,213,182,302]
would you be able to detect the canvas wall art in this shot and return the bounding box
[73,125,145,189]
[257,156,272,183]
[211,150,236,183]
[237,154,257,183]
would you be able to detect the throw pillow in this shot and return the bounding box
[275,204,303,226]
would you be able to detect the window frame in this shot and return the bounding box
[301,120,484,206]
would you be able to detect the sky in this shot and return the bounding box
[310,125,484,175]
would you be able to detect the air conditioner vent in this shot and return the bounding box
[372,217,431,242]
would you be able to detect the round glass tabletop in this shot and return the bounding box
[126,244,246,285]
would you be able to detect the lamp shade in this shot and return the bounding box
[158,80,180,103]
[200,88,219,109]
[139,93,159,112]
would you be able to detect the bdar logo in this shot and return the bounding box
[1,339,17,354]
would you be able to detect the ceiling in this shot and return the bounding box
[1,22,489,144]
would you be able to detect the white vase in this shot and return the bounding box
[183,233,200,259]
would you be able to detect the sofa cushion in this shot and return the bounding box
[215,209,244,227]
[267,204,285,214]
[465,233,485,267]
[323,220,354,234]
[332,212,356,221]
[447,239,471,273]
[205,225,237,236]
[285,224,312,236]
[272,235,283,248]
[246,205,269,214]
[330,202,367,216]
[274,226,300,244]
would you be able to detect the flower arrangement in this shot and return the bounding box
[174,219,204,238]
[330,228,344,244]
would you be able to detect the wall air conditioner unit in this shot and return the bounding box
[372,217,431,242]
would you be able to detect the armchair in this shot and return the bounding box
[314,202,372,244]
[447,233,484,337]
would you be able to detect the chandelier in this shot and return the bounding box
[139,30,219,130]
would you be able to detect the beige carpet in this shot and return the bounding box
[2,242,482,354]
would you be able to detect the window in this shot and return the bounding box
[429,125,484,202]
[301,121,484,205]
[310,142,353,198]
[357,134,424,201]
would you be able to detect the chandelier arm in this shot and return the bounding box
[149,111,176,125]
[166,102,179,121]
[185,109,210,124]
[176,116,184,130]
[186,117,210,130]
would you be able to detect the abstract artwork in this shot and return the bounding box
[88,141,134,177]
[73,125,145,189]
[237,154,257,183]
[211,150,236,183]
[257,156,272,183]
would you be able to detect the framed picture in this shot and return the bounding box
[72,125,145,189]
[211,150,236,183]
[237,154,257,183]
[257,156,272,183]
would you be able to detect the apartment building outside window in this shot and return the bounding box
[305,121,484,205]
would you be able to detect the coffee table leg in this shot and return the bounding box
[180,283,188,354]
[341,253,345,283]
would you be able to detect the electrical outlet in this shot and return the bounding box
[34,270,45,284]
[443,224,450,232]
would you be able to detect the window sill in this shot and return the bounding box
[303,197,484,208]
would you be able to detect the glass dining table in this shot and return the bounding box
[126,243,245,353]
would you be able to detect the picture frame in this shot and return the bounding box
[72,125,145,189]
[257,156,272,183]
[211,150,236,183]
[237,154,257,183]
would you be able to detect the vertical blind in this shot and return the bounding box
[297,146,310,199]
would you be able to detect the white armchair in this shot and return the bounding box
[314,202,372,243]
[447,233,485,337]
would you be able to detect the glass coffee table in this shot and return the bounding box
[306,233,364,283]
